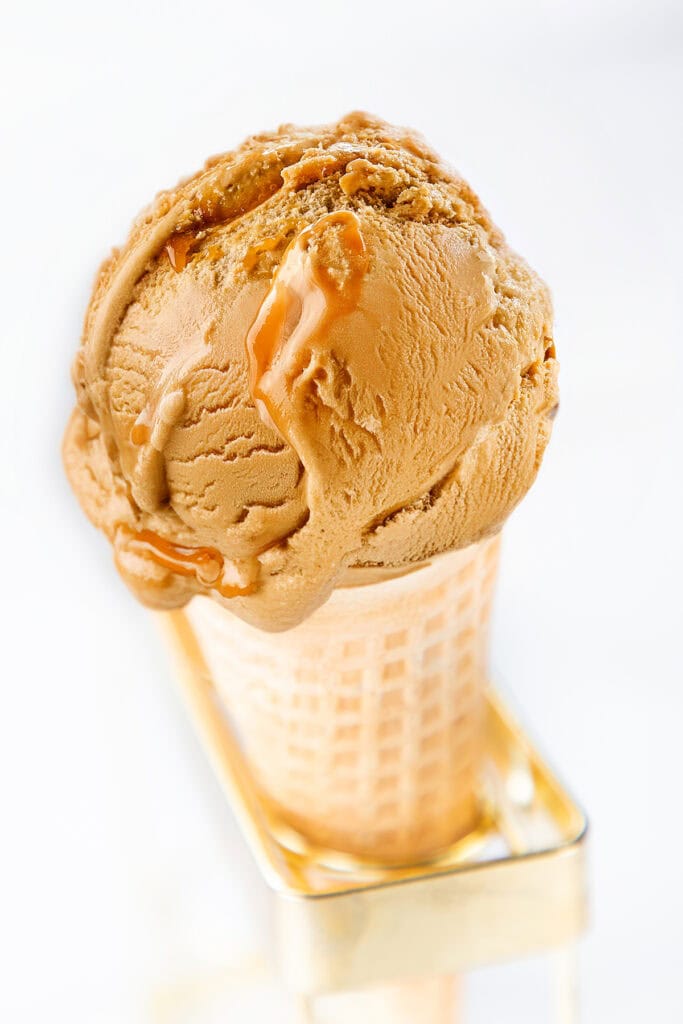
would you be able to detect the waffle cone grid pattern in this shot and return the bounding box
[186,536,500,862]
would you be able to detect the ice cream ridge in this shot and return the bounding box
[64,112,558,631]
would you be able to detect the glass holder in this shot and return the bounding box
[158,608,588,999]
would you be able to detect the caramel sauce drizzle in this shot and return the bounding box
[121,527,256,599]
[245,211,368,439]
[164,233,197,273]
[130,418,152,446]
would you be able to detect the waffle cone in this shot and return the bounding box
[185,535,500,863]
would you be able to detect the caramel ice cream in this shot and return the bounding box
[64,113,558,631]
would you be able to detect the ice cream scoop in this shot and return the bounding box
[64,112,558,631]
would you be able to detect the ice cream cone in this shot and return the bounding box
[185,534,499,863]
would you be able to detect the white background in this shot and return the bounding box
[2,0,682,1020]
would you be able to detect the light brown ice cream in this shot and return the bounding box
[63,112,558,631]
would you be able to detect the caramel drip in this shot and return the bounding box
[164,233,197,272]
[245,211,368,439]
[191,167,282,232]
[121,527,256,599]
[207,244,223,262]
[130,418,152,446]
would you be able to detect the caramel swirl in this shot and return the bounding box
[164,233,197,272]
[118,527,257,599]
[245,211,368,439]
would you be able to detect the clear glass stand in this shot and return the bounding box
[158,609,588,1023]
